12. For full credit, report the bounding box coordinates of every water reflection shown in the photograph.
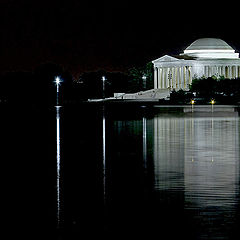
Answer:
[57,105,240,239]
[56,106,62,228]
[143,117,147,169]
[102,106,106,203]
[153,113,239,239]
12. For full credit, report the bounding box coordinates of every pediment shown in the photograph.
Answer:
[152,55,181,63]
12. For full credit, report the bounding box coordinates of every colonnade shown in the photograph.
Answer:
[204,65,240,79]
[154,65,240,90]
[154,66,192,91]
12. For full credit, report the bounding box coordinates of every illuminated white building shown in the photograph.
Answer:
[152,38,240,91]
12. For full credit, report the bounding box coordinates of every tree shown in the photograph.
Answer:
[190,77,217,98]
[170,89,193,104]
[127,62,154,91]
[190,76,240,104]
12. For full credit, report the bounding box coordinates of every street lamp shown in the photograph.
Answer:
[210,99,215,112]
[190,99,195,112]
[210,99,215,105]
[102,75,106,99]
[142,74,147,90]
[54,76,62,106]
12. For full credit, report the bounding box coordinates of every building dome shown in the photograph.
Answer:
[183,38,239,59]
[185,38,233,51]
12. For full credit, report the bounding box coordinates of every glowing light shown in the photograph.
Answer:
[55,76,62,85]
[191,99,195,105]
[210,99,215,105]
[102,76,106,99]
[102,76,106,82]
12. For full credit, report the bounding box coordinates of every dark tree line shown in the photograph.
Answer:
[169,77,240,104]
[0,62,154,106]
[4,63,238,106]
[190,77,240,104]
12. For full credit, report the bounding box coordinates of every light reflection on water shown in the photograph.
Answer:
[112,111,239,239]
[57,106,240,239]
[153,113,239,239]
[102,106,106,204]
[56,106,62,228]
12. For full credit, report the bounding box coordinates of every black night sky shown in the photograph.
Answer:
[1,0,239,78]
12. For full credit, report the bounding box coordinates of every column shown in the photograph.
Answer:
[164,68,167,89]
[215,66,218,76]
[227,66,230,78]
[214,66,217,76]
[222,66,225,77]
[176,67,180,90]
[180,66,184,89]
[233,66,235,78]
[235,66,238,78]
[170,68,173,89]
[223,66,226,78]
[154,67,158,89]
[184,66,189,90]
[160,68,163,88]
[175,67,178,89]
[178,67,182,89]
[217,66,221,77]
[165,67,168,88]
[213,66,215,76]
[161,68,164,89]
[159,68,162,89]
[189,66,192,86]
[157,68,161,89]
[167,68,170,88]
[172,67,176,89]
[229,66,232,79]
[162,68,166,88]
[166,68,169,89]
[160,68,164,89]
[205,66,208,77]
[210,66,213,77]
[209,66,212,77]
[218,66,221,76]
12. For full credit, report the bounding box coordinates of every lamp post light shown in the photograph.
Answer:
[210,99,215,112]
[142,74,147,90]
[55,76,62,106]
[102,75,106,99]
[191,99,195,113]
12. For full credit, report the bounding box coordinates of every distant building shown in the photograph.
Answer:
[152,38,240,91]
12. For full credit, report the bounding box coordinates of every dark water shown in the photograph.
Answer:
[1,104,239,239]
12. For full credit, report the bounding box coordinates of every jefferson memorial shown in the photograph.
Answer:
[152,38,240,91]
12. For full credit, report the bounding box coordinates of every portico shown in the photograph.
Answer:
[153,57,193,90]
